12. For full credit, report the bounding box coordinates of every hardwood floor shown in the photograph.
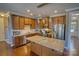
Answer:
[0,41,66,56]
[0,41,31,56]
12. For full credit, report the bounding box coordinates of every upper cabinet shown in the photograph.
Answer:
[38,17,49,28]
[24,17,35,28]
[25,17,29,24]
[52,16,66,25]
[12,15,35,30]
[58,16,65,24]
[31,19,35,28]
[12,15,25,29]
[12,15,20,29]
[19,16,25,29]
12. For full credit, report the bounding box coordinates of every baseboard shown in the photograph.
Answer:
[5,39,13,47]
[64,47,70,56]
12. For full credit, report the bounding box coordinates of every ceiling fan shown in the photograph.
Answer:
[37,3,49,8]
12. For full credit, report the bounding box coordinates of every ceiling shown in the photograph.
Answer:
[0,3,79,19]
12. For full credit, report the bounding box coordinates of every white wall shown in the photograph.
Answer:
[0,17,5,41]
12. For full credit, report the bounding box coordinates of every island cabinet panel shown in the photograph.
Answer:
[42,46,60,56]
[42,46,48,56]
[31,42,63,56]
[12,15,20,29]
[42,46,63,56]
[31,42,42,55]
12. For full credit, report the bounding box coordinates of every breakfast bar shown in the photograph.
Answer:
[26,35,64,56]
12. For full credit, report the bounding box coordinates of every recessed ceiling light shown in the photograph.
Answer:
[38,14,41,17]
[1,14,4,16]
[27,9,30,12]
[54,10,58,13]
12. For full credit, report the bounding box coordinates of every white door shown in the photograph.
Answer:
[0,17,5,41]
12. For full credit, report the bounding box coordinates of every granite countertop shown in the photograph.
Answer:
[13,30,39,37]
[26,35,64,52]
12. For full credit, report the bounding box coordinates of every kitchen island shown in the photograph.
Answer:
[26,35,64,56]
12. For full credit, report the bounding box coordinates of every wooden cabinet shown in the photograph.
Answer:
[12,15,35,29]
[42,46,48,56]
[25,17,35,28]
[28,18,32,24]
[26,43,31,56]
[58,16,65,24]
[38,17,49,28]
[12,15,20,29]
[42,46,62,56]
[13,36,23,47]
[31,42,42,55]
[52,17,59,24]
[19,16,25,29]
[38,19,43,28]
[25,17,29,24]
[31,19,35,28]
[31,42,63,56]
[52,16,65,25]
[12,15,25,29]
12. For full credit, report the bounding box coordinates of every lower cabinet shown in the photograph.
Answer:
[26,43,32,56]
[42,46,62,56]
[13,36,24,47]
[31,42,63,56]
[31,42,42,55]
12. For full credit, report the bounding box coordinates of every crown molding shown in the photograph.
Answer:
[50,13,66,17]
[65,7,79,12]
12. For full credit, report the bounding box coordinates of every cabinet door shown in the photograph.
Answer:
[19,16,24,29]
[28,19,31,24]
[42,46,63,56]
[13,36,20,47]
[42,46,48,56]
[53,17,59,25]
[25,17,29,24]
[31,42,42,55]
[39,19,43,28]
[26,43,31,56]
[58,16,65,24]
[13,36,23,47]
[47,48,60,56]
[12,15,20,29]
[31,20,35,28]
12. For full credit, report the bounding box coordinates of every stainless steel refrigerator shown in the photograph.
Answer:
[53,24,65,40]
